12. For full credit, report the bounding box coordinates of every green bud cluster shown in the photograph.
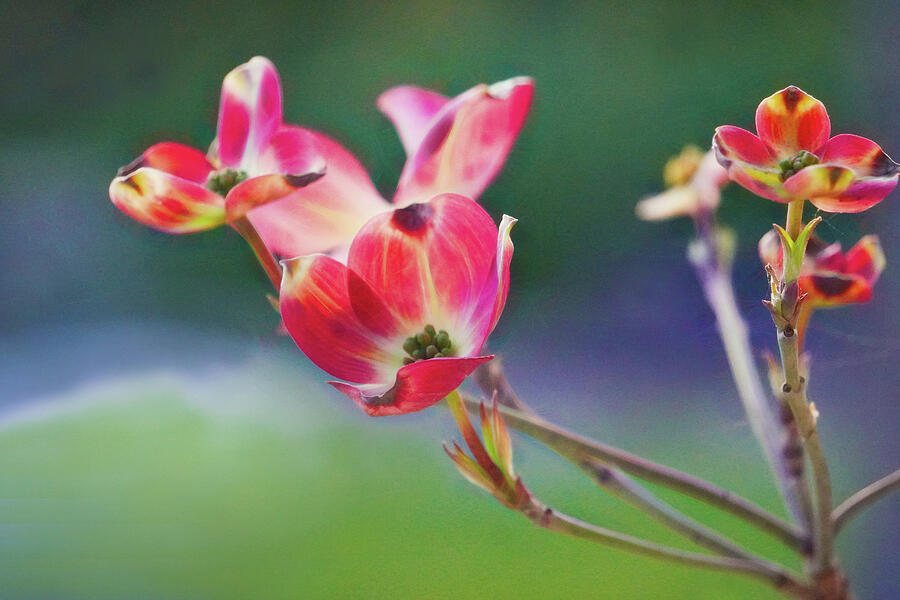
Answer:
[206,168,248,196]
[778,150,819,182]
[402,324,452,365]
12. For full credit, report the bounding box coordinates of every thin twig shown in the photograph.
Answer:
[689,215,812,533]
[777,324,833,575]
[459,394,806,552]
[474,362,780,560]
[520,499,808,596]
[580,459,759,560]
[833,469,900,534]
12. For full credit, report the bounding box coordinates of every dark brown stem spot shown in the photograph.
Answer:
[782,383,792,393]
[783,326,794,338]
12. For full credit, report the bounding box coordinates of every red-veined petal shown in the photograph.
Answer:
[393,77,534,206]
[801,273,872,307]
[782,164,854,203]
[347,194,497,345]
[254,126,326,176]
[713,126,791,202]
[821,134,900,178]
[755,86,830,157]
[377,85,450,156]
[713,126,774,166]
[215,56,282,169]
[330,355,493,416]
[117,142,214,183]
[109,167,225,233]
[465,215,516,349]
[805,176,898,213]
[843,235,885,284]
[248,127,391,257]
[224,170,325,222]
[279,254,400,384]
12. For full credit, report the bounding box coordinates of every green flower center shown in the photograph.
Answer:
[402,324,453,365]
[206,168,248,196]
[778,150,819,182]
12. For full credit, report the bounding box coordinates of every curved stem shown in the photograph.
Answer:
[688,223,812,533]
[579,459,760,559]
[460,394,806,552]
[777,326,833,575]
[230,216,282,292]
[522,501,808,595]
[833,469,900,534]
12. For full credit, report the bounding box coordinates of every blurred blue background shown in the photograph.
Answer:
[1,1,897,598]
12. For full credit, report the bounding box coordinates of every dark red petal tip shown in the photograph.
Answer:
[284,168,327,188]
[392,202,435,233]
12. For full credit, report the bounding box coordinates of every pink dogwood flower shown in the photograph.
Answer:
[759,230,885,308]
[110,57,328,233]
[279,194,516,416]
[251,76,534,258]
[713,86,899,213]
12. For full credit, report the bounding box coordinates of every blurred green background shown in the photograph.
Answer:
[1,1,897,598]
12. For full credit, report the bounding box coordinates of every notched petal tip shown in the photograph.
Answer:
[224,163,327,223]
[822,134,900,178]
[487,76,535,99]
[331,356,494,417]
[755,85,830,156]
[499,214,518,231]
[284,164,327,188]
[109,167,226,234]
[279,253,322,292]
[217,56,283,169]
[391,201,436,233]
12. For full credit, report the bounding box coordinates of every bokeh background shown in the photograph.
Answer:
[2,1,898,598]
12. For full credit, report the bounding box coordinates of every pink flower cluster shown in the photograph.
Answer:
[111,57,532,415]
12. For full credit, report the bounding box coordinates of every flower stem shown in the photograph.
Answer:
[777,320,833,575]
[786,199,805,240]
[688,219,813,534]
[230,216,282,292]
[520,499,807,595]
[774,200,835,576]
[832,469,900,534]
[579,459,761,559]
[459,394,806,551]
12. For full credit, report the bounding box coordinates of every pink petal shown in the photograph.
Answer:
[224,170,325,222]
[713,126,774,166]
[801,273,872,307]
[330,356,493,416]
[713,126,791,202]
[757,229,784,273]
[755,86,830,157]
[782,164,854,202]
[215,56,282,170]
[247,127,391,257]
[813,134,899,212]
[117,142,214,184]
[279,254,400,384]
[804,175,897,213]
[393,77,534,206]
[347,194,497,349]
[467,214,517,349]
[377,85,450,156]
[109,167,225,233]
[821,134,900,178]
[843,235,886,284]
